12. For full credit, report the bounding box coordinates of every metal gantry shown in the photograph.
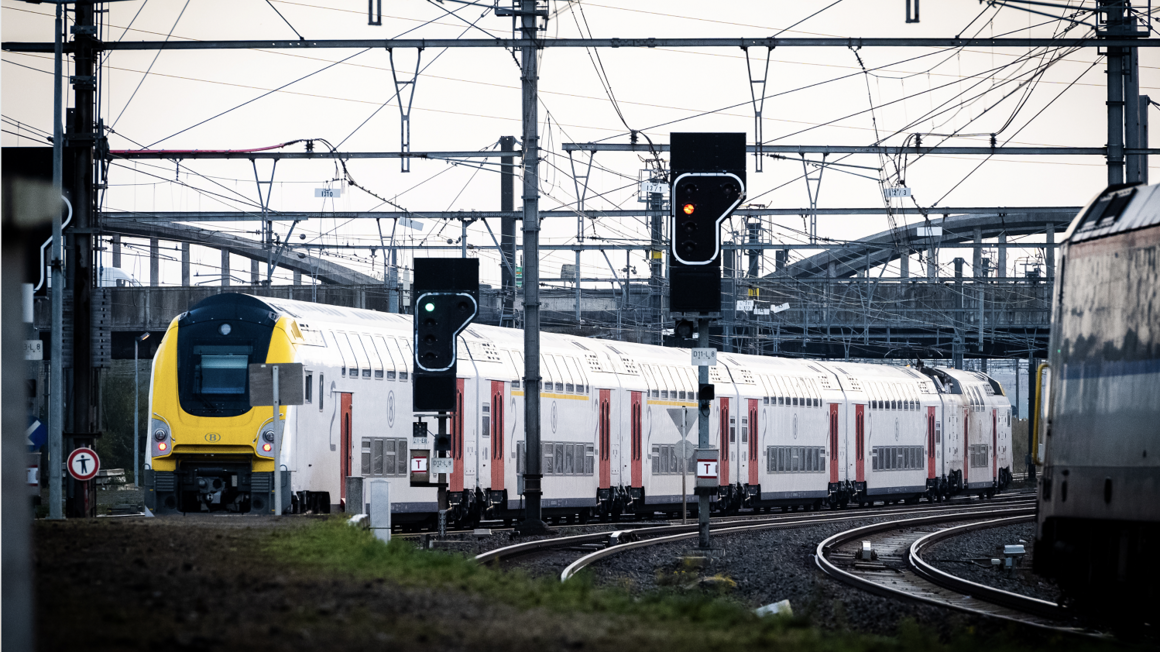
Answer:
[12,2,1155,524]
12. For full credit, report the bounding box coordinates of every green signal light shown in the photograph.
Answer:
[424,302,435,312]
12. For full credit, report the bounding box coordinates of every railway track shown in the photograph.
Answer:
[473,493,1037,573]
[814,509,1102,637]
[396,489,1036,541]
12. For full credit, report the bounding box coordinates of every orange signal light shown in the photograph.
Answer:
[262,443,272,452]
[158,442,167,452]
[682,203,695,215]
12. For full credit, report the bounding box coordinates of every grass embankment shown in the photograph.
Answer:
[269,519,1107,652]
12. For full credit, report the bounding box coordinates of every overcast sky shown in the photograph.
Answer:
[3,1,1157,289]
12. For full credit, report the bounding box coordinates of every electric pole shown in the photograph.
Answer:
[516,0,548,534]
[500,136,516,328]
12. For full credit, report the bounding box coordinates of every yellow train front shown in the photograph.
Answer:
[144,294,297,514]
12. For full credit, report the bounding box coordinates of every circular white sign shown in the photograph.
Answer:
[67,447,100,481]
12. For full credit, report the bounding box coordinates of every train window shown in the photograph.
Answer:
[566,383,574,393]
[361,439,371,475]
[586,445,594,474]
[319,374,324,411]
[660,390,668,399]
[777,396,784,405]
[372,439,384,475]
[305,373,313,403]
[555,443,565,474]
[565,445,574,474]
[517,442,525,475]
[512,379,521,389]
[399,371,408,381]
[373,335,396,379]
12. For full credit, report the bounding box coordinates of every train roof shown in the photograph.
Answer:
[207,293,994,392]
[1064,182,1160,244]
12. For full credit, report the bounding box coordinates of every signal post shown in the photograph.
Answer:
[668,133,746,549]
[411,258,479,538]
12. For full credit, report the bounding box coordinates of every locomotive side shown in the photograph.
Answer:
[1034,182,1160,603]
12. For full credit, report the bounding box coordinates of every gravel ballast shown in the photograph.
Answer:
[923,521,1062,604]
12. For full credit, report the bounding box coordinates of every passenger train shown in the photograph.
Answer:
[144,293,1013,524]
[1033,181,1160,607]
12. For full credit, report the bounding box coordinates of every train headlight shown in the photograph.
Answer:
[262,429,275,443]
[151,417,172,457]
[262,443,272,452]
[219,323,232,336]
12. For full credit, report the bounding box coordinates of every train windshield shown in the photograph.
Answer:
[194,345,251,395]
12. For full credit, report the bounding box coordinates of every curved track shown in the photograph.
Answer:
[472,492,1037,575]
[815,509,1102,636]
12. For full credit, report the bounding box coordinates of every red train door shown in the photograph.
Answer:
[719,397,730,486]
[599,390,611,489]
[748,399,759,486]
[992,408,998,481]
[854,403,865,483]
[630,391,642,488]
[926,406,936,480]
[963,407,970,484]
[829,404,839,483]
[340,392,353,503]
[451,379,465,492]
[490,381,505,492]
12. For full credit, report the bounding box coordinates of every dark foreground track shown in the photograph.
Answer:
[816,509,1105,637]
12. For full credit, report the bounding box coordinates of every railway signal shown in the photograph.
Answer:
[668,133,745,549]
[668,132,746,314]
[412,258,479,413]
[413,258,479,538]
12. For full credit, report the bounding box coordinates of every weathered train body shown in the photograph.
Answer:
[1034,182,1160,603]
[145,293,1012,523]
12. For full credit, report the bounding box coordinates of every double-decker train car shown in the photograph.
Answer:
[1034,182,1160,607]
[145,292,1012,524]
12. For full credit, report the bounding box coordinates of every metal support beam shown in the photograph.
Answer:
[149,238,159,286]
[8,37,1158,53]
[104,206,1082,221]
[801,154,826,244]
[387,48,421,173]
[562,143,1160,156]
[1105,0,1127,185]
[47,1,64,521]
[744,46,772,172]
[1126,45,1143,184]
[108,149,519,161]
[500,136,516,328]
[181,242,190,286]
[517,0,547,536]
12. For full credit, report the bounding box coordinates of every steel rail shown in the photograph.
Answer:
[814,508,1100,636]
[5,37,1158,54]
[465,491,1038,552]
[908,517,1065,620]
[553,497,1037,581]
